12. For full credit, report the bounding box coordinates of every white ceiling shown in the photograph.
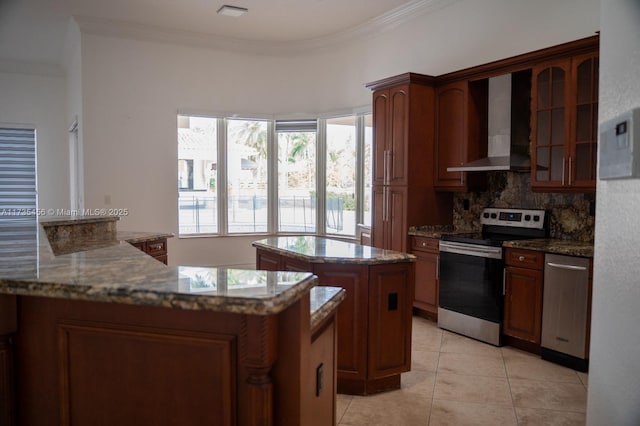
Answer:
[0,0,424,66]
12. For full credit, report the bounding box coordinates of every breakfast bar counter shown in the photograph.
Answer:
[0,218,344,426]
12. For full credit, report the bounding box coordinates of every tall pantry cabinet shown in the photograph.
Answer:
[366,73,453,252]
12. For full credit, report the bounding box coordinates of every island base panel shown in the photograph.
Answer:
[9,294,321,426]
[337,374,401,395]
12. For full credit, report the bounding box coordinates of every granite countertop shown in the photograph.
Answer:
[310,286,346,331]
[503,239,594,258]
[409,224,594,257]
[117,231,175,244]
[39,215,120,227]
[0,225,317,315]
[408,225,461,238]
[252,236,416,264]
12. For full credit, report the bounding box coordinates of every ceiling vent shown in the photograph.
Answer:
[217,5,249,17]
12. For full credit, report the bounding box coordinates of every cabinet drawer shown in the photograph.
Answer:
[145,239,167,256]
[411,236,439,253]
[506,248,544,269]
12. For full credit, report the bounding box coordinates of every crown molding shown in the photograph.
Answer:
[0,59,65,77]
[74,0,458,55]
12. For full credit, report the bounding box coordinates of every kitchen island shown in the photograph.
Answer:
[253,236,415,395]
[0,218,345,426]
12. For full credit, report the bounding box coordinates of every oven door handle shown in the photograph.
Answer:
[439,241,503,259]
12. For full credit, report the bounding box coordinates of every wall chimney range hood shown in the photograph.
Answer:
[447,72,531,172]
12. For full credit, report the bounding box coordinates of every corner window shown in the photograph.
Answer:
[177,113,371,237]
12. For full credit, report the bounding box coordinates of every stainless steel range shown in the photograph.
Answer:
[438,208,548,346]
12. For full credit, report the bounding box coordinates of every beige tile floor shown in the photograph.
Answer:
[336,316,588,425]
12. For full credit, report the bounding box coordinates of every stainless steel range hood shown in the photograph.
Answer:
[447,73,531,172]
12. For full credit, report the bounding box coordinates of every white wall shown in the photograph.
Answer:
[64,19,84,211]
[77,0,599,266]
[0,70,69,211]
[587,1,640,424]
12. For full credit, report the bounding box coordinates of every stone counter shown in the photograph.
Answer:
[310,286,346,331]
[409,224,594,258]
[253,235,415,265]
[0,224,316,315]
[117,230,175,244]
[503,238,594,258]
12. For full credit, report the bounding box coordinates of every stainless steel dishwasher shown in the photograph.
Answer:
[541,253,591,372]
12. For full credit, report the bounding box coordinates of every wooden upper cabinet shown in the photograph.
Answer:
[570,52,599,190]
[367,73,453,253]
[435,82,466,189]
[434,80,487,191]
[367,73,439,189]
[372,90,389,186]
[371,85,410,187]
[531,51,599,192]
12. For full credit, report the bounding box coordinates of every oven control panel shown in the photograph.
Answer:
[480,208,546,229]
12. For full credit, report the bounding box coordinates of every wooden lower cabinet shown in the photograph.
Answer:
[309,314,338,426]
[1,290,332,426]
[256,248,414,395]
[409,236,439,319]
[131,238,168,265]
[503,248,544,346]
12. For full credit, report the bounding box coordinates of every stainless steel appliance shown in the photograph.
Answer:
[438,208,548,345]
[541,254,590,372]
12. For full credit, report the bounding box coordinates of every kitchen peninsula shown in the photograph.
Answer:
[0,217,345,426]
[253,236,415,395]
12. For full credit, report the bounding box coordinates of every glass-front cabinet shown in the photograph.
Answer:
[531,52,599,192]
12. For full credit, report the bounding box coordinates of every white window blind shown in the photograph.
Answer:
[0,128,37,276]
[275,120,317,133]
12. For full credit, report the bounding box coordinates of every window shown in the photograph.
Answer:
[178,115,217,234]
[0,127,38,276]
[326,116,356,236]
[177,112,371,237]
[227,119,269,233]
[276,120,317,233]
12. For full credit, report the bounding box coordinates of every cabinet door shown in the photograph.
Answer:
[388,86,409,186]
[371,186,406,252]
[531,59,572,190]
[313,264,369,382]
[283,257,311,273]
[368,262,413,379]
[256,249,281,271]
[435,82,467,189]
[371,186,386,250]
[308,317,337,426]
[387,186,407,252]
[372,90,389,186]
[570,53,599,190]
[504,266,543,344]
[413,250,438,314]
[434,80,487,192]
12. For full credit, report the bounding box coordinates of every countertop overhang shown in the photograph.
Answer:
[0,222,317,315]
[252,235,416,264]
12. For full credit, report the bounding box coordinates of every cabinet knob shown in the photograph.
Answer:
[518,256,525,262]
[422,242,426,247]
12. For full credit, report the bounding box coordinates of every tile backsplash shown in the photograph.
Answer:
[453,172,595,242]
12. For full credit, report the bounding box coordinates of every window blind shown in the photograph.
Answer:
[0,128,37,277]
[275,119,318,133]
